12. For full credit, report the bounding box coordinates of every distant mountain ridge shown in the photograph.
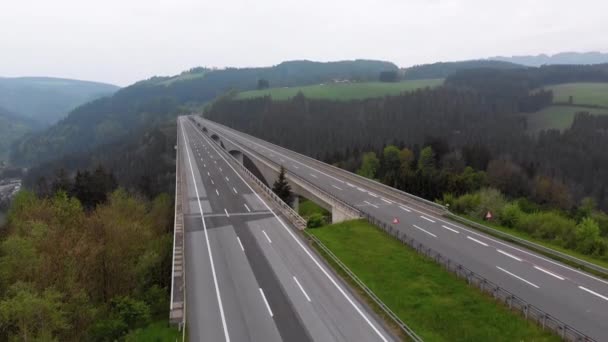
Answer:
[490,51,608,67]
[0,76,120,126]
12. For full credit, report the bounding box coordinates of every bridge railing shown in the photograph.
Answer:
[361,212,596,342]
[200,120,362,221]
[170,128,185,330]
[190,119,426,340]
[194,121,307,229]
[199,117,446,215]
[200,117,608,279]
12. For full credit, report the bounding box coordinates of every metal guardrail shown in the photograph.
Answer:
[201,117,608,279]
[446,213,608,278]
[190,118,422,340]
[170,127,185,330]
[305,231,423,342]
[361,213,596,342]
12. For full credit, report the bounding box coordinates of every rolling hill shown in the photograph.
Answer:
[235,79,443,101]
[526,82,608,133]
[403,60,522,80]
[11,60,397,166]
[0,77,119,126]
[546,82,608,107]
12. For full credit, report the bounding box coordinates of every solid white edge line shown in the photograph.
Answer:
[244,203,251,212]
[180,120,231,342]
[224,208,230,217]
[413,224,437,238]
[578,286,608,301]
[189,120,388,342]
[236,236,245,251]
[534,266,565,280]
[293,276,312,302]
[496,266,540,289]
[420,216,435,223]
[259,288,274,317]
[262,230,272,243]
[497,249,523,262]
[467,236,488,247]
[441,225,459,234]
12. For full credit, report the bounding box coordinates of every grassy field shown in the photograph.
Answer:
[546,82,608,107]
[236,79,444,101]
[309,220,559,342]
[526,105,608,133]
[124,320,181,341]
[298,197,330,218]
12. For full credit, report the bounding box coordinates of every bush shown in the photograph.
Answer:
[515,211,576,243]
[574,218,605,256]
[498,203,523,228]
[470,188,507,219]
[451,192,480,214]
[307,213,327,228]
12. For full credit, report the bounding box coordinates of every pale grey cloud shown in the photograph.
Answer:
[1,0,606,86]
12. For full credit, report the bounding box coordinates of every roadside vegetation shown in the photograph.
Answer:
[357,143,608,266]
[298,197,330,228]
[236,79,443,101]
[309,219,559,342]
[443,189,608,267]
[0,167,175,341]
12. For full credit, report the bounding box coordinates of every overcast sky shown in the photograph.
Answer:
[1,0,606,86]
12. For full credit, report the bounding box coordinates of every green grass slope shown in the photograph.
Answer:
[547,82,608,107]
[236,79,443,101]
[309,220,559,342]
[527,105,608,133]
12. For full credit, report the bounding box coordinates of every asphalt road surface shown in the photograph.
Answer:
[197,116,608,341]
[178,117,394,342]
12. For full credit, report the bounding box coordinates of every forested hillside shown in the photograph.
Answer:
[0,106,36,163]
[11,60,396,166]
[24,123,177,199]
[205,64,608,211]
[403,60,522,80]
[0,77,119,125]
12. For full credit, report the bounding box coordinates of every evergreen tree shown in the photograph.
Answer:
[272,166,293,205]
